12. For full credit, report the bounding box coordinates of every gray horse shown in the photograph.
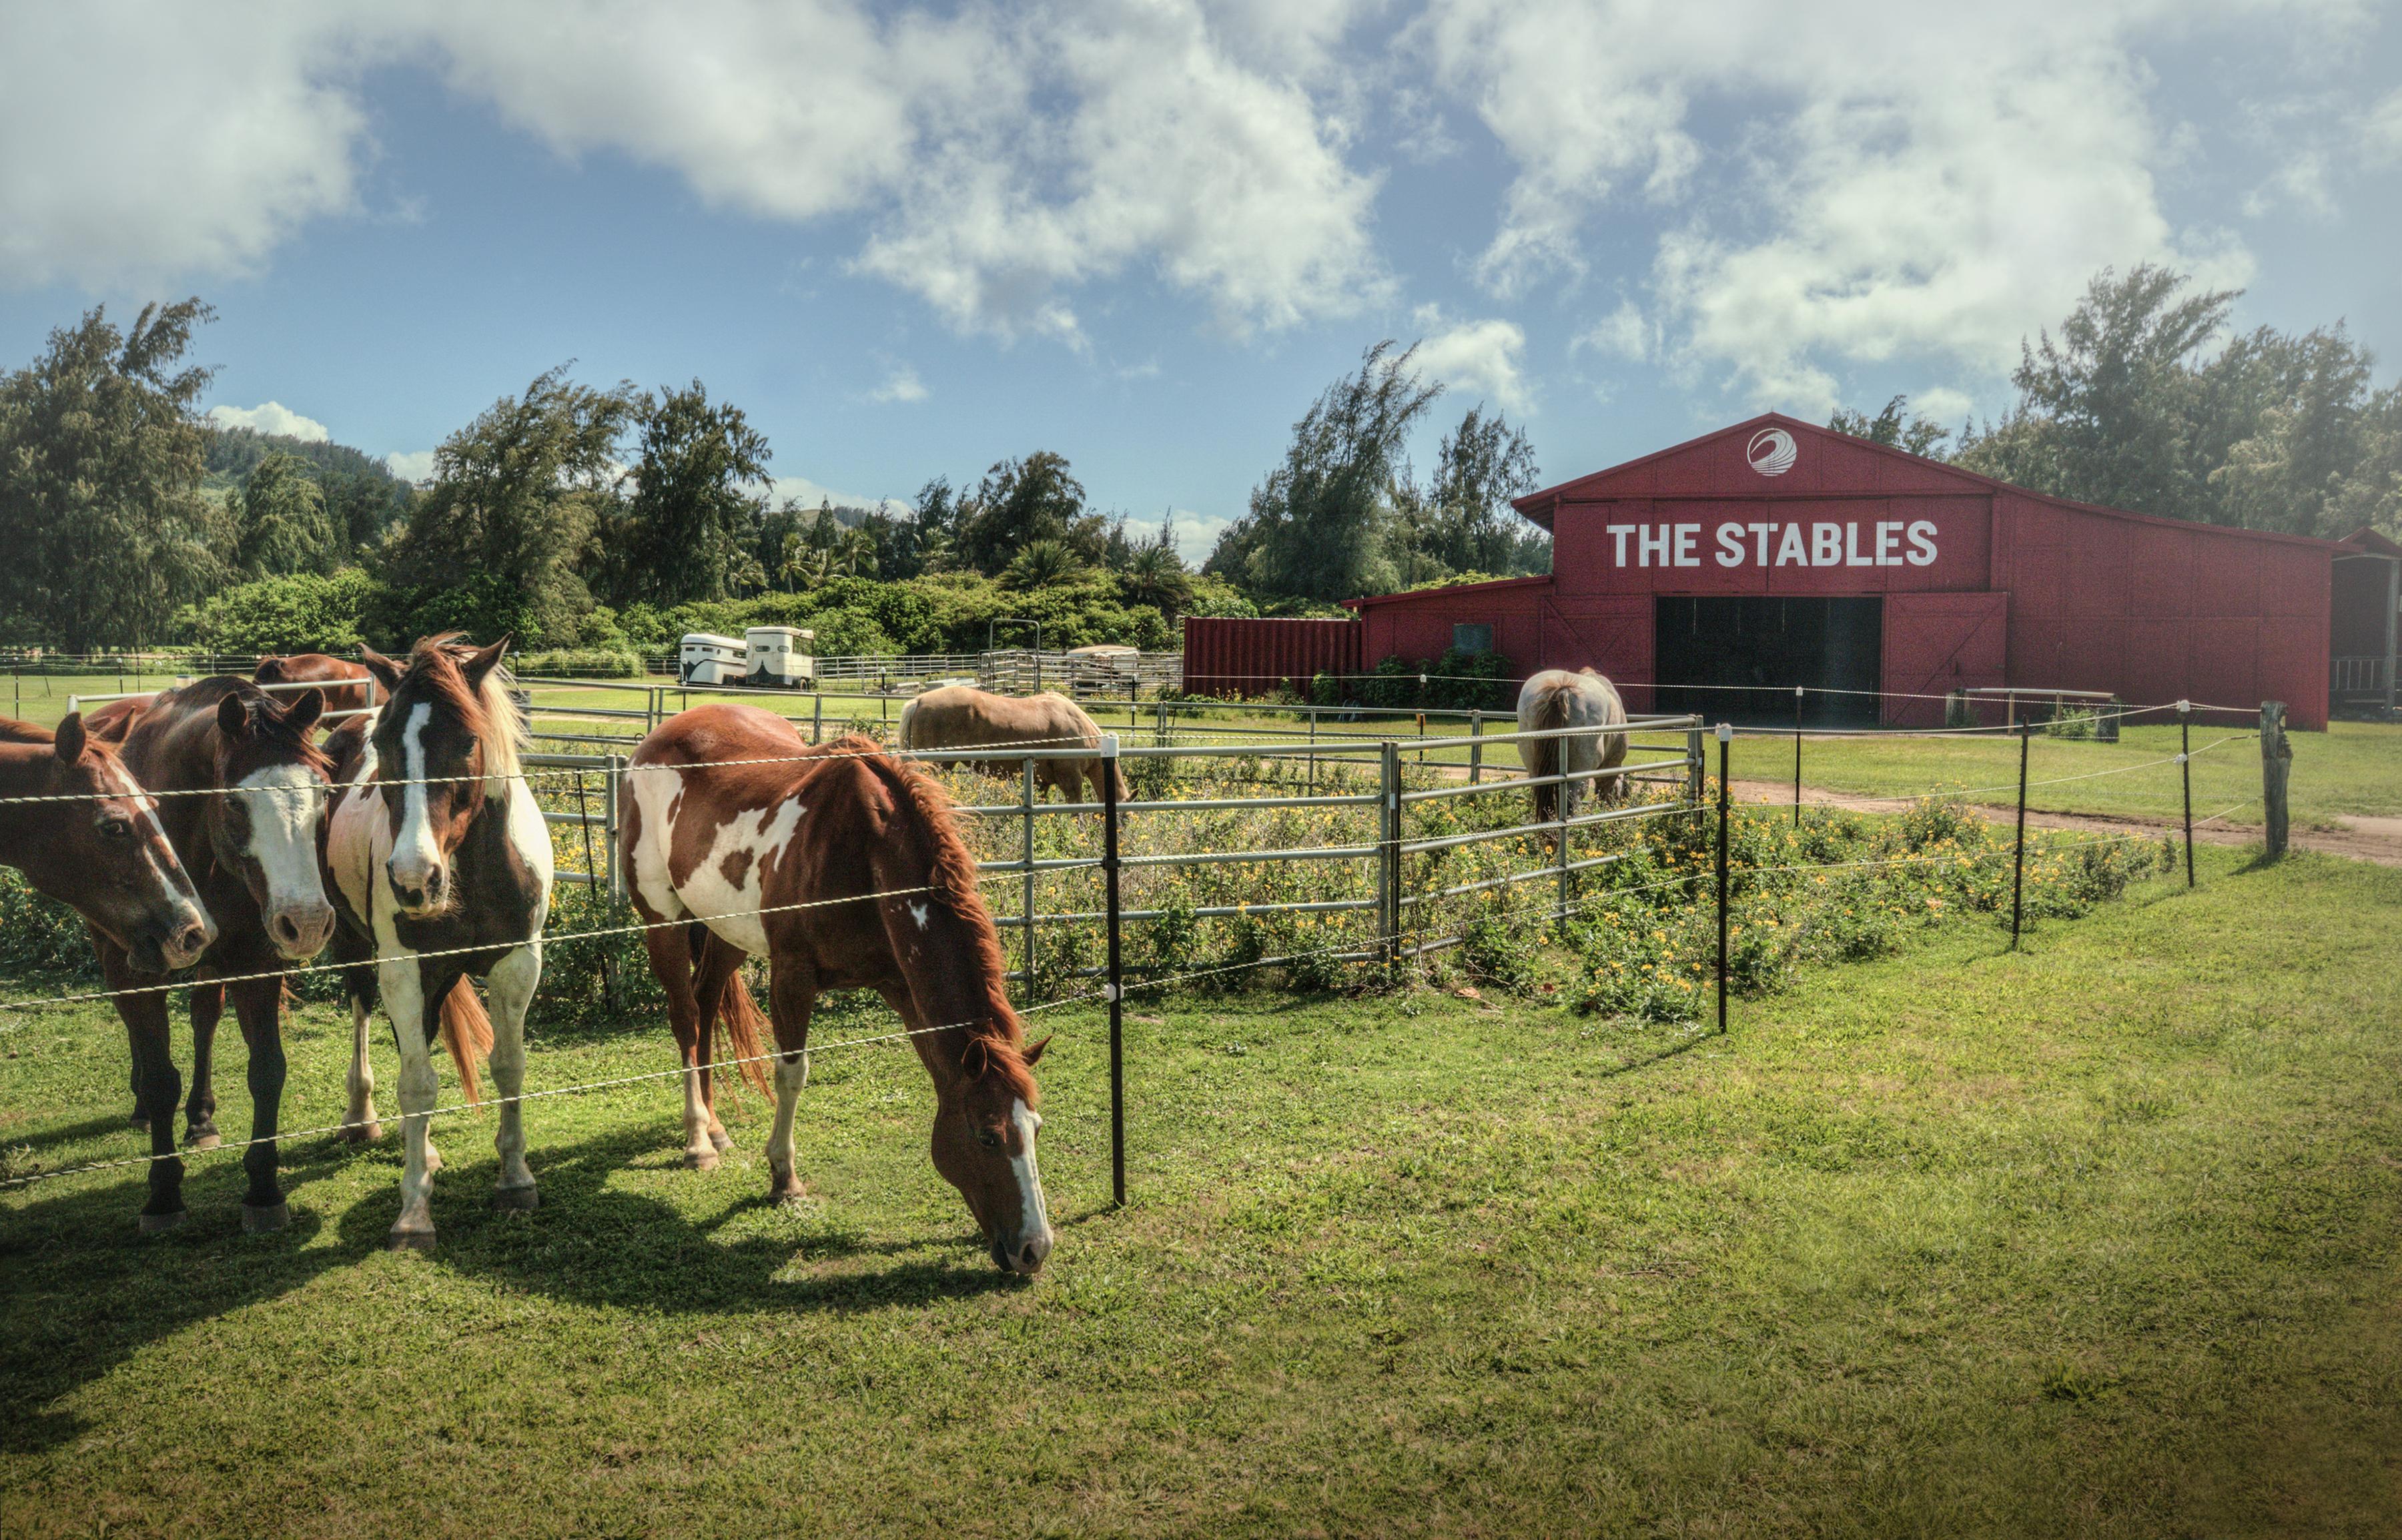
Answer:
[1515,668,1629,825]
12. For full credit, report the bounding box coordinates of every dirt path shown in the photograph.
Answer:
[1727,779,2402,867]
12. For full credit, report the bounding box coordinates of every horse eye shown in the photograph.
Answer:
[977,1129,1002,1151]
[97,817,134,842]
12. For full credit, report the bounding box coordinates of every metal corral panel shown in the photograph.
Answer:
[1181,616,1360,698]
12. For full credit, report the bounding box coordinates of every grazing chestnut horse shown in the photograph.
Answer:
[622,705,1055,1276]
[1517,667,1629,827]
[101,679,340,1232]
[256,653,376,717]
[326,637,551,1250]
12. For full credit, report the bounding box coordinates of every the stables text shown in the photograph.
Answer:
[1603,520,1940,569]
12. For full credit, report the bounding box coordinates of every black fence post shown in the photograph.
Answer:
[2178,700,2194,888]
[1102,734,1125,1209]
[1793,685,1804,825]
[2010,723,2031,949]
[1716,723,1731,1036]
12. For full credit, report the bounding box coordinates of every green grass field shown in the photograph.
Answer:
[6,845,2401,1536]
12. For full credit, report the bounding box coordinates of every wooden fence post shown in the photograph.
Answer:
[2261,701,2290,859]
[605,754,625,902]
[1468,710,1483,784]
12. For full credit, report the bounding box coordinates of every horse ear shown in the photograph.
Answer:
[960,1036,992,1080]
[52,712,85,765]
[216,691,252,738]
[1020,1034,1052,1067]
[357,647,404,692]
[280,687,325,734]
[461,635,512,691]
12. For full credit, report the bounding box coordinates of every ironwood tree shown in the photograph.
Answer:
[609,380,771,605]
[0,300,229,650]
[234,450,341,579]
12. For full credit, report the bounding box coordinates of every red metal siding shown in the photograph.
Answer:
[1350,414,2339,728]
[1180,617,1359,698]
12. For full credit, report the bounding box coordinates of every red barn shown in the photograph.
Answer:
[1335,413,2359,728]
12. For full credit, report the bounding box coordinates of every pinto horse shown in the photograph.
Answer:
[622,705,1055,1276]
[101,679,340,1232]
[326,637,551,1250]
[256,653,376,717]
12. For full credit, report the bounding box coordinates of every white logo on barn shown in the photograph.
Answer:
[1746,428,1797,477]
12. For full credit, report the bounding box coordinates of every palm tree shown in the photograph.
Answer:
[1122,542,1194,619]
[1003,538,1086,591]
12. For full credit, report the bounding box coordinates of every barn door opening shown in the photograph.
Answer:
[1653,597,1882,725]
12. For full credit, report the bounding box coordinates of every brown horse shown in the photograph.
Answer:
[102,679,340,1232]
[256,653,376,717]
[326,637,550,1250]
[898,685,1126,803]
[622,705,1055,1275]
[0,713,213,972]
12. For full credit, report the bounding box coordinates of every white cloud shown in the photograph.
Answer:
[384,450,437,483]
[1419,0,2322,410]
[771,474,900,513]
[869,365,927,404]
[1411,306,1531,412]
[1573,300,1654,364]
[1160,506,1236,566]
[208,401,332,442]
[2364,88,2402,165]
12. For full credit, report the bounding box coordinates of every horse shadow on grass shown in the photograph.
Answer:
[3,1122,1023,1453]
[327,1120,1024,1317]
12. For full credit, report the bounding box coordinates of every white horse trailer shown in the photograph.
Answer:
[679,633,747,686]
[745,627,816,688]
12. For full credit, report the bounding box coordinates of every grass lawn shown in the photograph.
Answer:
[5,845,2400,1536]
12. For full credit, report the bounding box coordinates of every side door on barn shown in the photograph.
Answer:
[1538,595,1654,711]
[1881,593,2007,726]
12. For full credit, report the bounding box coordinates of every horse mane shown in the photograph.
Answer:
[403,634,527,789]
[828,733,1034,1100]
[192,677,333,776]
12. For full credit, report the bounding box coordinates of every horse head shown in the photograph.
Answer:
[31,713,216,973]
[931,1028,1055,1275]
[360,635,520,919]
[208,683,337,960]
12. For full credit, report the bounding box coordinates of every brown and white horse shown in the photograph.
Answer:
[622,705,1056,1276]
[326,637,551,1250]
[102,679,341,1232]
[256,653,376,717]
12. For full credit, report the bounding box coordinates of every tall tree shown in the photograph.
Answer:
[234,450,340,578]
[1211,340,1443,601]
[1425,404,1547,575]
[612,380,772,604]
[0,300,230,649]
[1828,396,1952,459]
[957,451,1098,574]
[384,366,636,646]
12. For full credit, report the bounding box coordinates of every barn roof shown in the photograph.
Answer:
[1510,411,2344,554]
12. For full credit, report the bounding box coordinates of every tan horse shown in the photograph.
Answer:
[898,685,1126,803]
[1517,667,1629,825]
[621,705,1055,1275]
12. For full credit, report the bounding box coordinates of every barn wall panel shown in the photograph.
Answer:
[1881,593,2008,725]
[1181,617,1359,698]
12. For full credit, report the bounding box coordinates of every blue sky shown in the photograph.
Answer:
[3,1,2398,562]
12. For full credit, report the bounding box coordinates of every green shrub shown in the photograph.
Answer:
[516,649,645,678]
[175,568,383,653]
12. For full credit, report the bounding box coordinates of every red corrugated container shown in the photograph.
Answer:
[1181,617,1360,698]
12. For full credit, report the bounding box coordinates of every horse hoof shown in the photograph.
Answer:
[491,1186,538,1212]
[709,1128,735,1153]
[241,1200,290,1234]
[683,1150,721,1172]
[185,1131,222,1152]
[339,1122,382,1145]
[769,1177,808,1205]
[137,1209,187,1234]
[388,1230,436,1252]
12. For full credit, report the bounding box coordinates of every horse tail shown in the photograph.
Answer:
[1527,681,1571,824]
[438,978,492,1104]
[896,696,919,749]
[694,929,773,1100]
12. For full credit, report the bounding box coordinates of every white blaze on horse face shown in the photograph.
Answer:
[1007,1099,1052,1271]
[390,703,446,904]
[103,760,207,917]
[237,763,333,955]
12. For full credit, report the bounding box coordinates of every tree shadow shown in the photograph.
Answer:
[329,1122,1022,1317]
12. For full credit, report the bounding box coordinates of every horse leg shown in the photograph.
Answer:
[483,942,542,1210]
[228,975,289,1231]
[185,980,223,1150]
[103,946,185,1232]
[342,984,382,1143]
[692,936,745,1154]
[641,921,715,1168]
[381,955,440,1250]
[763,957,816,1204]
